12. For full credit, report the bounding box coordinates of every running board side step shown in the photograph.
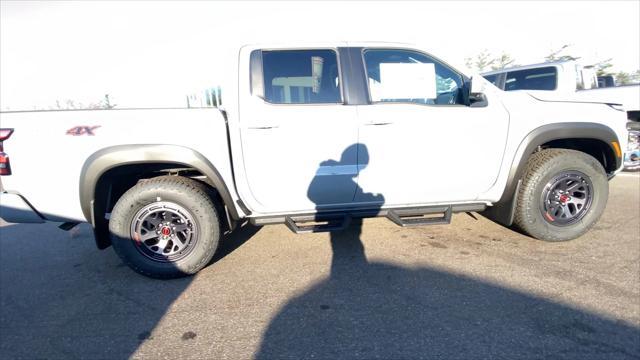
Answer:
[285,213,351,234]
[386,206,452,227]
[250,203,486,234]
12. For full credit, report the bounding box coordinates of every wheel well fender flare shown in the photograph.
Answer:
[79,144,240,225]
[483,122,620,226]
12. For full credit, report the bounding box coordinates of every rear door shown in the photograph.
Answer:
[237,47,359,214]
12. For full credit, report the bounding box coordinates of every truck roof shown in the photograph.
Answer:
[482,60,578,76]
[240,41,416,50]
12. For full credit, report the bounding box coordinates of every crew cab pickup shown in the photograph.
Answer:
[0,42,630,278]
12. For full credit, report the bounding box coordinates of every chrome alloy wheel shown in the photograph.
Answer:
[540,171,593,226]
[130,201,198,262]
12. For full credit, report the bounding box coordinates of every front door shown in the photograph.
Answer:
[355,48,510,206]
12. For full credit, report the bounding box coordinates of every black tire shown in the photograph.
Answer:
[513,149,608,242]
[109,176,220,278]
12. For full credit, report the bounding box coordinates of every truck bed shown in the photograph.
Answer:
[0,107,233,222]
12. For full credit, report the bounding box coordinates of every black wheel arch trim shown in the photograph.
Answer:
[482,122,620,226]
[80,145,240,248]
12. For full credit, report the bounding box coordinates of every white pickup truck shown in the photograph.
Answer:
[0,42,630,278]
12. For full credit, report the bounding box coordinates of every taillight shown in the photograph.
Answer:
[0,128,14,175]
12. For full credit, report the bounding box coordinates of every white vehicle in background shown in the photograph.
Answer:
[0,42,630,278]
[483,62,640,170]
[482,61,599,93]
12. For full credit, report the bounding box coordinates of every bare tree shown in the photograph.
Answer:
[545,44,580,62]
[65,99,78,109]
[86,94,116,109]
[465,50,517,72]
[48,94,116,110]
[490,52,517,70]
[603,70,640,85]
[589,58,614,76]
[102,94,115,109]
[465,50,495,72]
[615,71,632,85]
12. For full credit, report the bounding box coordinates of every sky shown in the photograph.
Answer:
[1,0,639,110]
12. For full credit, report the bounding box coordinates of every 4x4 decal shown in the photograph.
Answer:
[66,126,101,136]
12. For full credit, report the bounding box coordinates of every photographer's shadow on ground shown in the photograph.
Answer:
[256,143,639,359]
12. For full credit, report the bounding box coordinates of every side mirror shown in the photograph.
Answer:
[469,74,488,107]
[470,74,487,94]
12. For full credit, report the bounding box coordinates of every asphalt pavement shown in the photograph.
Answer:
[1,173,639,359]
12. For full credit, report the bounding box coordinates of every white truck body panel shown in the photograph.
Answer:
[482,61,637,171]
[477,90,629,201]
[575,85,640,113]
[0,108,235,222]
[238,97,360,213]
[355,86,509,205]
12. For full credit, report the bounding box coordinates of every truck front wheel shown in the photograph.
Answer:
[109,176,220,278]
[513,149,608,242]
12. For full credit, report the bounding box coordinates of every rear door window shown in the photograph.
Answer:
[261,49,342,104]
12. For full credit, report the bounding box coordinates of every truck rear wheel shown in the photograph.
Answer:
[109,176,220,278]
[513,149,608,242]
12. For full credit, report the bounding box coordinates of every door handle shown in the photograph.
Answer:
[248,125,279,130]
[365,121,393,126]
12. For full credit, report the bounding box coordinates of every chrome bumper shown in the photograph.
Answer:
[623,149,640,170]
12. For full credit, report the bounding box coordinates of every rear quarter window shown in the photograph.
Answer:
[505,67,558,91]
